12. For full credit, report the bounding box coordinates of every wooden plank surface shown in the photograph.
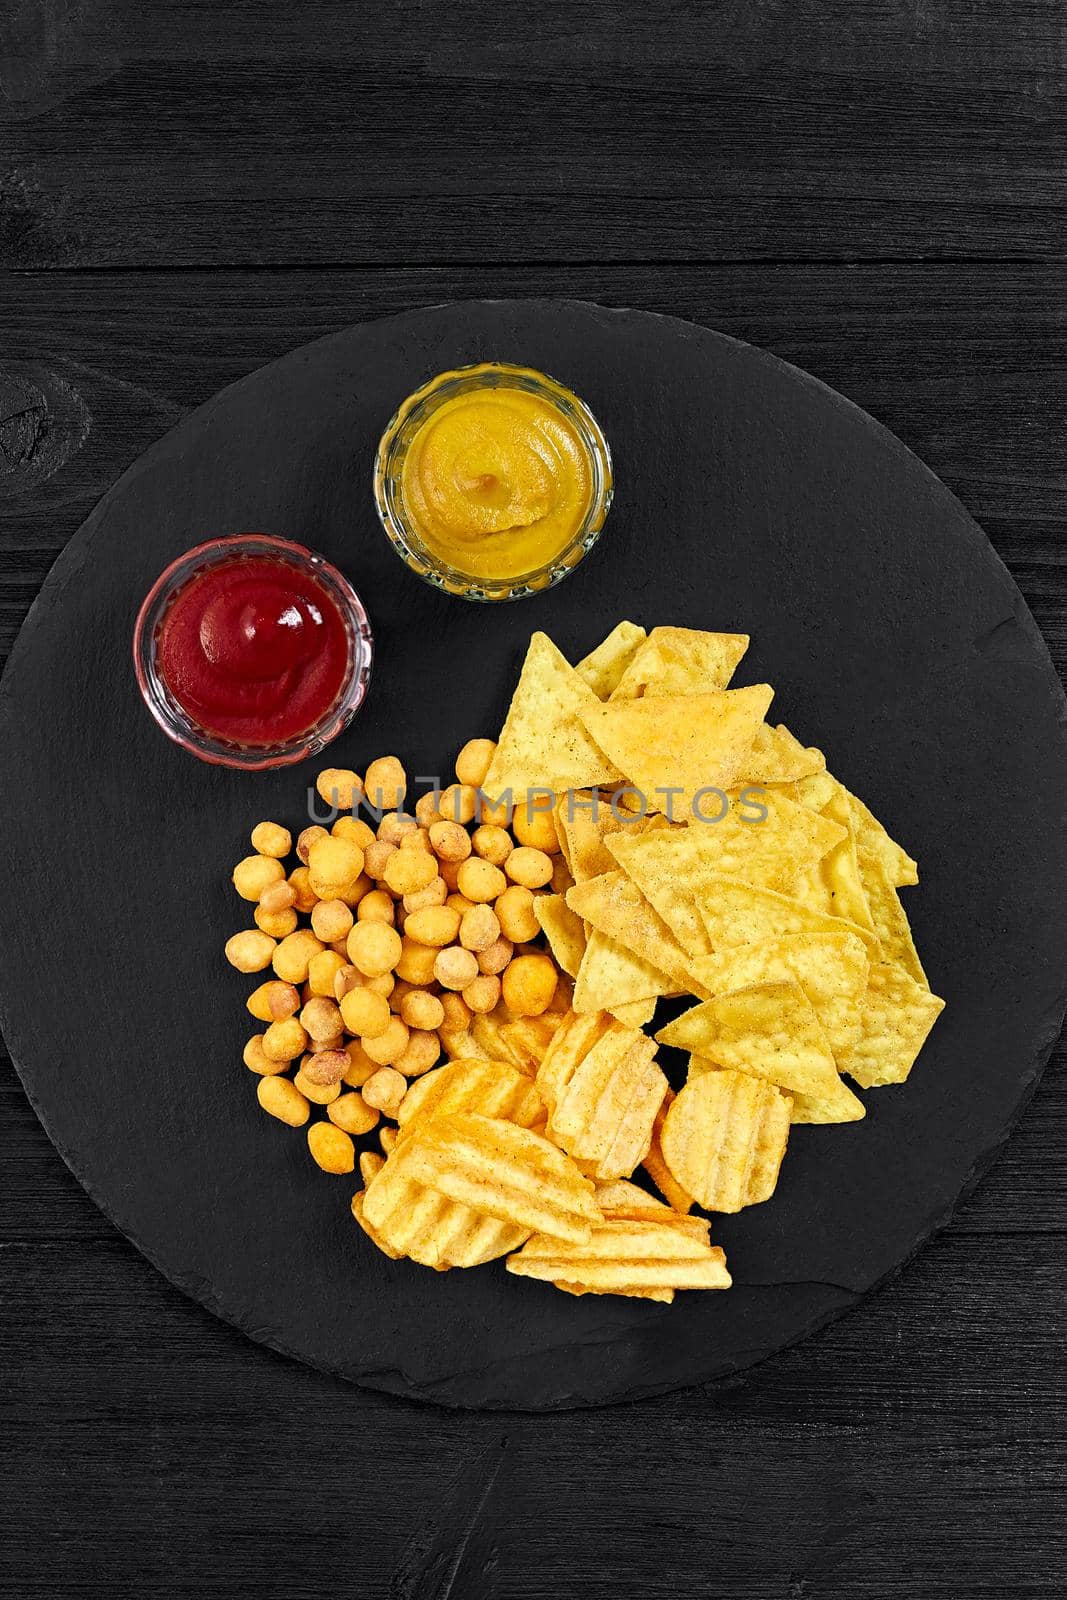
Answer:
[1,1,1065,266]
[2,0,1066,1591]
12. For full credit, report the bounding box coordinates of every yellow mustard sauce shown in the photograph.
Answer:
[398,383,595,582]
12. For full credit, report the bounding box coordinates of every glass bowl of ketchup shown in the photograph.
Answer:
[133,534,373,769]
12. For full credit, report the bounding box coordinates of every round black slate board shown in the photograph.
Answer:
[2,299,1066,1411]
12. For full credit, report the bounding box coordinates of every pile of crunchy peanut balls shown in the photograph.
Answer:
[224,742,572,1177]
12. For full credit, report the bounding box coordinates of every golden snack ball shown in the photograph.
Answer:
[301,1047,350,1085]
[383,847,438,897]
[463,974,502,1015]
[272,929,325,984]
[403,877,448,913]
[505,846,555,889]
[511,801,560,855]
[347,920,403,977]
[502,953,558,1017]
[365,756,408,812]
[308,835,365,897]
[243,1034,285,1076]
[301,997,344,1043]
[495,884,540,942]
[477,937,514,975]
[225,929,276,973]
[361,1018,410,1068]
[455,737,497,789]
[311,898,354,943]
[379,1126,398,1154]
[399,989,446,1032]
[332,815,376,850]
[457,857,507,904]
[296,825,329,864]
[232,854,286,902]
[306,948,346,997]
[434,946,480,991]
[329,1092,380,1137]
[292,1064,342,1104]
[428,820,472,864]
[459,903,500,952]
[316,767,363,811]
[340,986,392,1038]
[254,904,298,939]
[404,905,461,948]
[439,783,478,825]
[288,866,318,913]
[470,824,513,866]
[258,879,297,914]
[257,1076,310,1127]
[308,1121,356,1174]
[415,790,442,827]
[343,1039,378,1087]
[361,1066,407,1116]
[363,840,397,880]
[250,821,293,859]
[247,980,300,1022]
[439,992,472,1032]
[262,1017,309,1062]
[395,1028,441,1077]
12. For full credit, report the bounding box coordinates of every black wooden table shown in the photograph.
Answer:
[2,6,1064,1596]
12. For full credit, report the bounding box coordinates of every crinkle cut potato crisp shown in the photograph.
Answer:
[225,622,943,1306]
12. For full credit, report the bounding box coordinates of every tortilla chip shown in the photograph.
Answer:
[608,789,846,903]
[559,793,664,884]
[610,997,658,1029]
[791,776,876,931]
[789,1076,866,1124]
[579,685,774,818]
[689,930,869,1060]
[534,893,587,979]
[847,790,919,888]
[609,627,749,699]
[657,980,841,1098]
[567,871,694,993]
[696,876,883,961]
[575,622,647,698]
[482,632,623,796]
[854,834,928,987]
[739,723,826,784]
[842,964,945,1087]
[573,927,677,1014]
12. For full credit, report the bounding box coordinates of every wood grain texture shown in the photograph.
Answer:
[0,0,1064,266]
[2,0,1066,1584]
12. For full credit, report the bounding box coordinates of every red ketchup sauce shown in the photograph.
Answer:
[157,555,351,746]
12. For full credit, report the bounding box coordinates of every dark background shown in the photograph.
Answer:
[1,3,1064,1596]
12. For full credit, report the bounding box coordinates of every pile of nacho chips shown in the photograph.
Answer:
[352,623,943,1303]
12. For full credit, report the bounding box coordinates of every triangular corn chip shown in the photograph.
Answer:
[690,930,869,1060]
[534,893,588,979]
[558,793,665,883]
[573,927,678,1013]
[609,996,658,1029]
[567,870,693,992]
[847,790,918,888]
[738,723,825,784]
[575,622,647,698]
[854,833,928,987]
[483,632,623,796]
[579,685,774,816]
[610,627,749,699]
[842,964,945,1088]
[696,876,883,961]
[789,1075,866,1124]
[657,980,841,1098]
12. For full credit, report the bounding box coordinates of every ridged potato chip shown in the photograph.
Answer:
[574,622,648,698]
[396,1058,545,1143]
[661,1069,792,1212]
[658,980,841,1098]
[498,1014,563,1076]
[609,627,749,699]
[842,963,945,1087]
[507,1213,731,1302]
[641,1089,695,1213]
[387,1113,599,1243]
[536,1010,617,1113]
[546,1024,667,1180]
[481,631,623,797]
[579,684,774,817]
[356,1149,530,1269]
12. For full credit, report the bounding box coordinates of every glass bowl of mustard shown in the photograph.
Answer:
[373,363,613,602]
